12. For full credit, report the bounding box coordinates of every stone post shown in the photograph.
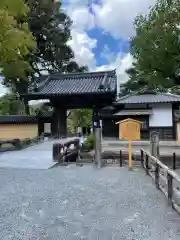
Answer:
[150,131,160,159]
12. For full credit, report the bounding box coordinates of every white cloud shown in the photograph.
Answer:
[93,0,156,39]
[70,7,95,31]
[67,29,97,69]
[64,1,98,69]
[66,0,135,85]
[116,53,134,83]
[0,84,7,96]
[66,0,89,8]
[64,0,155,76]
[0,77,7,96]
[96,53,134,94]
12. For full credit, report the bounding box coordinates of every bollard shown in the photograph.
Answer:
[140,149,144,167]
[167,172,173,205]
[173,152,176,170]
[53,143,59,162]
[145,154,149,175]
[155,163,159,189]
[120,150,122,167]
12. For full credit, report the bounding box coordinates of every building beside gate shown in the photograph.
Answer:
[0,116,38,140]
[0,114,53,140]
[100,90,180,140]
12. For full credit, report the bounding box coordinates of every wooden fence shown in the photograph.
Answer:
[141,148,180,214]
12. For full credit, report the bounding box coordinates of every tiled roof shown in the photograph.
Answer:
[32,70,117,95]
[0,115,38,124]
[115,92,180,104]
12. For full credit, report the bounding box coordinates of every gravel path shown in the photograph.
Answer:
[0,166,180,240]
[0,138,76,169]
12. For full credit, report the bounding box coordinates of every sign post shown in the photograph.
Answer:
[128,139,132,169]
[116,118,141,170]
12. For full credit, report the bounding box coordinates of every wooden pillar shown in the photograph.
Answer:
[23,98,30,115]
[38,119,44,136]
[52,106,67,138]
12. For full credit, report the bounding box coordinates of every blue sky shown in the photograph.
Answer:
[62,0,155,84]
[87,28,130,67]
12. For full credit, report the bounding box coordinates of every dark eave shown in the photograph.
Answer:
[113,109,153,116]
[21,70,117,101]
[0,115,38,124]
[36,111,53,119]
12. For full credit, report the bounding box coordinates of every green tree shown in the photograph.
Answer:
[33,102,53,115]
[68,109,92,134]
[5,0,87,97]
[27,0,87,76]
[0,93,24,115]
[121,0,180,93]
[0,0,35,81]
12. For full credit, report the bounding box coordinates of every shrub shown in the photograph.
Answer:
[31,137,38,144]
[21,138,32,146]
[82,134,95,151]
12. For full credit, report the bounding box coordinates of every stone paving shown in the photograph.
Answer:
[0,138,76,169]
[1,165,180,240]
[102,139,180,156]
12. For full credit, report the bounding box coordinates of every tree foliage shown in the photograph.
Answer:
[30,102,53,116]
[0,0,35,81]
[3,0,87,96]
[0,93,25,115]
[27,0,87,76]
[121,0,180,94]
[68,109,92,134]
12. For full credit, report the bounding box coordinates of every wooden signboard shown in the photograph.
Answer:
[116,118,141,170]
[117,118,141,141]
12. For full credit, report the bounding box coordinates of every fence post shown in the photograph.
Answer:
[155,163,159,189]
[167,172,173,205]
[145,154,149,175]
[120,150,122,167]
[150,131,159,159]
[173,152,176,170]
[140,149,143,167]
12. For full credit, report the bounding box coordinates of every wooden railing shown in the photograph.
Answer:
[53,138,80,164]
[141,149,180,214]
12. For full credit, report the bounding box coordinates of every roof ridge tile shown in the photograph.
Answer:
[50,70,116,79]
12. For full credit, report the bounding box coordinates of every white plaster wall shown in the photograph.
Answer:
[149,104,172,127]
